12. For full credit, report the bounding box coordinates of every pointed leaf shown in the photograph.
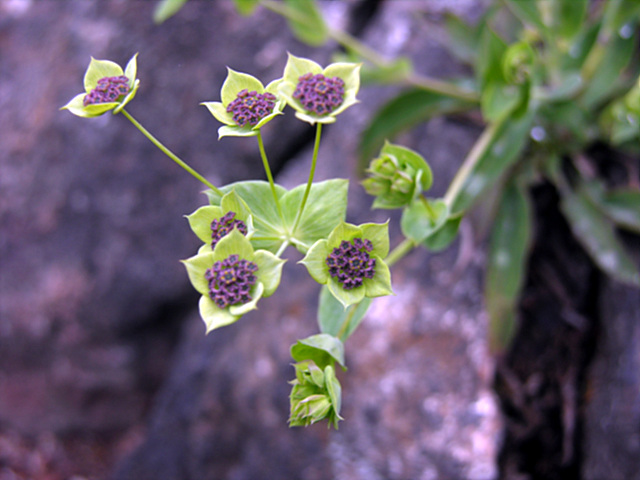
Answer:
[359,89,474,168]
[485,181,532,354]
[153,0,189,23]
[283,0,328,46]
[561,187,640,286]
[422,212,463,252]
[317,285,372,340]
[291,333,345,369]
[401,198,449,243]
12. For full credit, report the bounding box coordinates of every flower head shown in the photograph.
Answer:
[186,190,254,252]
[279,53,361,125]
[61,54,140,117]
[182,229,285,332]
[201,68,285,138]
[362,141,433,209]
[300,221,393,308]
[289,361,343,429]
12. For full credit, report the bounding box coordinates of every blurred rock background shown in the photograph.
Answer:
[0,1,638,479]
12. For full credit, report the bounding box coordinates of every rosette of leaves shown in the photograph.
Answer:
[300,221,392,308]
[61,54,140,117]
[278,53,361,125]
[362,141,433,209]
[182,229,285,332]
[201,68,284,138]
[186,190,254,252]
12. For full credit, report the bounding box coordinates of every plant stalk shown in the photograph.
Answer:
[291,123,322,234]
[257,130,286,226]
[121,109,222,195]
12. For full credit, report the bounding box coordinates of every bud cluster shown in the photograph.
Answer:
[326,238,376,290]
[210,211,247,248]
[205,254,258,309]
[226,89,277,127]
[293,73,344,116]
[83,75,130,106]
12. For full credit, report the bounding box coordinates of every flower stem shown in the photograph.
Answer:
[259,0,478,103]
[256,130,286,226]
[275,240,290,258]
[121,109,223,195]
[443,120,503,208]
[385,237,416,267]
[292,123,322,234]
[336,302,360,341]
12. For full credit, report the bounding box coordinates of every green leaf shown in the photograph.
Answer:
[450,112,534,214]
[481,82,522,122]
[503,0,547,35]
[153,0,189,23]
[208,181,288,253]
[283,0,328,46]
[401,198,449,243]
[317,286,371,341]
[582,182,640,234]
[476,26,507,89]
[422,212,463,252]
[560,186,640,286]
[232,0,259,16]
[550,0,588,39]
[443,12,483,64]
[485,181,532,354]
[359,89,474,168]
[291,333,345,369]
[282,179,348,253]
[581,26,637,109]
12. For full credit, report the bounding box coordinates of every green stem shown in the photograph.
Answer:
[121,109,223,195]
[420,195,438,219]
[256,130,286,226]
[336,303,359,341]
[260,0,478,103]
[385,237,416,267]
[292,123,322,234]
[275,240,290,258]
[443,120,503,208]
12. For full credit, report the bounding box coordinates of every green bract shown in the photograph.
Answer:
[289,361,343,429]
[182,229,285,333]
[186,190,254,253]
[278,53,361,125]
[61,54,140,118]
[300,221,393,308]
[201,68,285,138]
[362,141,433,209]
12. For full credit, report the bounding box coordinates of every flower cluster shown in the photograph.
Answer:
[301,221,392,308]
[289,361,342,428]
[211,211,248,248]
[293,73,345,116]
[205,254,258,308]
[326,238,376,290]
[83,75,131,106]
[362,141,433,210]
[226,89,277,127]
[61,54,139,118]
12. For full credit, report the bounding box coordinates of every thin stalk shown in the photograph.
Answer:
[291,123,322,234]
[256,130,286,226]
[261,0,478,103]
[385,237,416,267]
[121,109,222,195]
[443,120,503,207]
[420,195,438,219]
[336,303,359,341]
[275,240,290,258]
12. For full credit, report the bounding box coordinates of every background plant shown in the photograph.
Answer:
[155,0,640,354]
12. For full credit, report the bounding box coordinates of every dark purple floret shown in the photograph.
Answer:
[210,211,248,248]
[205,255,259,309]
[83,75,130,106]
[226,89,277,127]
[325,237,376,290]
[293,73,345,116]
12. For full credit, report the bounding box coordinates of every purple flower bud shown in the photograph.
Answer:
[205,255,259,309]
[325,237,377,290]
[210,211,248,248]
[293,73,345,116]
[83,76,130,106]
[226,89,277,127]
